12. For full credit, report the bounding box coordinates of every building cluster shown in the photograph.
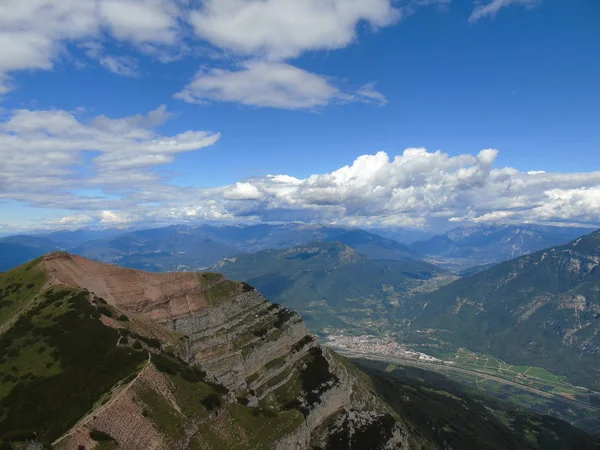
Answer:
[325,334,439,362]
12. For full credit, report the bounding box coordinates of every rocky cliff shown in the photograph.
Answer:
[34,252,420,449]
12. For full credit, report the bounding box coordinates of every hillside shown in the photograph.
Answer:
[355,360,600,450]
[400,228,600,391]
[0,253,422,449]
[411,223,594,266]
[212,241,448,335]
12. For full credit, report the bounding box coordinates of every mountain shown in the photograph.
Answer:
[213,241,448,335]
[0,252,418,449]
[326,229,419,261]
[1,254,597,449]
[400,228,600,391]
[39,228,128,247]
[0,224,422,273]
[71,225,241,271]
[0,235,59,272]
[366,227,436,245]
[411,223,595,265]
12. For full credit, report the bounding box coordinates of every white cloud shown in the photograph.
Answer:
[181,0,406,109]
[0,0,447,108]
[175,61,386,110]
[189,0,401,60]
[224,183,264,200]
[469,0,541,23]
[81,41,140,77]
[9,144,597,231]
[0,0,182,91]
[98,0,180,45]
[355,83,388,106]
[0,105,220,210]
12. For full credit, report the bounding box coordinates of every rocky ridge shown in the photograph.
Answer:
[38,252,417,449]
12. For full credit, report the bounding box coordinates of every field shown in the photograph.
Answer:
[452,348,589,397]
[335,343,600,437]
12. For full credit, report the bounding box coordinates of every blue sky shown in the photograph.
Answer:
[0,0,599,232]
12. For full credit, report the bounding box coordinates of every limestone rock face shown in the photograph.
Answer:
[42,253,415,449]
[163,289,312,393]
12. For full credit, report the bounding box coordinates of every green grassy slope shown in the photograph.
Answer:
[0,258,46,329]
[0,286,147,446]
[356,359,600,450]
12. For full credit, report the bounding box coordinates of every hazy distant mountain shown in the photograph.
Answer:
[213,240,442,334]
[411,223,595,264]
[366,227,436,244]
[0,235,59,272]
[0,224,423,272]
[401,228,600,391]
[38,228,127,247]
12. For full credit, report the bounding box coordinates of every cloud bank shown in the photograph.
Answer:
[0,106,598,230]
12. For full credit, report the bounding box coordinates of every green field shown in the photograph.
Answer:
[398,361,600,437]
[452,348,586,395]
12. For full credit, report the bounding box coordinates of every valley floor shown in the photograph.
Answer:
[323,334,600,437]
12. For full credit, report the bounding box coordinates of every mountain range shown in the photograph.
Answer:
[400,228,600,391]
[411,223,596,266]
[0,224,422,274]
[212,241,450,335]
[1,253,598,449]
[1,223,594,276]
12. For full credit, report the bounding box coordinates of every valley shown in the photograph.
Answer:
[324,334,600,435]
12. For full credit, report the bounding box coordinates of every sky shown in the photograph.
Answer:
[0,0,599,233]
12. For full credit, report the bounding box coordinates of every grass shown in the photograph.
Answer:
[358,359,600,450]
[204,278,240,305]
[135,365,305,450]
[0,258,46,329]
[399,359,600,436]
[525,367,565,384]
[452,348,581,395]
[0,287,146,445]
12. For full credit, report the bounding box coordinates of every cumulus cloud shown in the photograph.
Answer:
[4,125,597,231]
[469,0,541,23]
[175,61,387,110]
[188,0,401,60]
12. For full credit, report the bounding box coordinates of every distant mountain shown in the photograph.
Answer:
[70,225,240,271]
[400,228,600,390]
[193,223,421,260]
[320,229,419,261]
[0,235,59,272]
[38,228,127,247]
[0,224,423,273]
[213,240,444,335]
[367,227,436,244]
[411,223,595,264]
